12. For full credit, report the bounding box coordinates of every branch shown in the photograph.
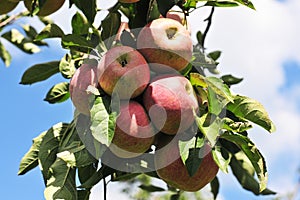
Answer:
[201,6,215,51]
[0,11,28,29]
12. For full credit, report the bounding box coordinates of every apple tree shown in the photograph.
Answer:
[1,0,277,199]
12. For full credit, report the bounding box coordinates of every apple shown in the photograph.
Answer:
[69,63,98,116]
[97,45,150,99]
[154,134,219,192]
[118,0,140,3]
[166,11,191,35]
[137,18,193,73]
[24,0,65,16]
[110,100,155,158]
[143,74,198,135]
[0,0,19,14]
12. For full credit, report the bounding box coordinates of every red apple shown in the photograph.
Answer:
[154,134,219,192]
[69,63,98,116]
[137,18,193,73]
[110,100,155,158]
[166,11,191,35]
[143,74,198,135]
[97,46,150,99]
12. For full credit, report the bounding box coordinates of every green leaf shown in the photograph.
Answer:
[18,131,47,175]
[208,51,221,61]
[227,95,276,133]
[221,74,243,86]
[222,117,252,133]
[61,34,94,53]
[196,31,203,45]
[139,184,165,192]
[234,0,255,9]
[90,96,117,147]
[78,164,98,185]
[210,176,219,200]
[44,158,77,200]
[22,25,47,46]
[38,122,69,182]
[35,23,64,41]
[59,54,76,79]
[192,51,218,70]
[195,113,222,146]
[101,12,121,49]
[230,155,276,195]
[156,0,180,17]
[71,0,97,24]
[206,76,234,115]
[221,133,268,192]
[205,1,239,7]
[190,73,207,88]
[44,82,70,104]
[72,12,90,35]
[2,29,40,54]
[212,145,231,173]
[77,190,90,200]
[20,61,60,85]
[79,165,115,189]
[0,41,11,66]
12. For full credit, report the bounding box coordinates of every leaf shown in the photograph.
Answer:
[234,0,255,9]
[101,12,121,49]
[22,25,47,46]
[61,34,94,53]
[35,23,64,41]
[72,12,90,35]
[78,163,98,185]
[44,158,77,200]
[156,0,180,17]
[44,82,70,104]
[38,122,69,182]
[2,29,40,54]
[230,155,276,195]
[227,95,276,133]
[71,0,97,24]
[196,31,203,45]
[79,165,115,189]
[0,41,11,66]
[208,51,221,61]
[195,113,222,146]
[205,1,239,7]
[139,184,165,192]
[18,131,47,175]
[212,145,231,173]
[221,74,243,86]
[20,61,60,85]
[77,190,90,200]
[210,176,219,200]
[90,96,117,147]
[59,54,76,79]
[221,133,268,192]
[222,117,252,133]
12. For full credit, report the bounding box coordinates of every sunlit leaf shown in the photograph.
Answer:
[0,41,11,67]
[227,95,276,133]
[2,29,40,54]
[212,145,231,173]
[71,12,90,35]
[20,61,60,85]
[44,82,70,104]
[59,54,76,79]
[18,131,47,175]
[61,34,94,53]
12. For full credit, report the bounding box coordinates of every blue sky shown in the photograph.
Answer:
[1,0,300,200]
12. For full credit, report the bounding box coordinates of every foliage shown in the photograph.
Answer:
[0,0,278,199]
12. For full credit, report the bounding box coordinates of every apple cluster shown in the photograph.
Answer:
[70,16,218,191]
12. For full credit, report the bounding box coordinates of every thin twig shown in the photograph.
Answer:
[103,177,107,200]
[201,6,215,52]
[0,11,28,28]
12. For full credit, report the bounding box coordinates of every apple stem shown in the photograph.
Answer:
[120,59,128,67]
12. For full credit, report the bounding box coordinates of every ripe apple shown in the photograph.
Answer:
[69,63,98,116]
[0,0,19,14]
[110,100,155,158]
[143,74,198,135]
[118,0,140,3]
[137,18,192,73]
[97,46,150,99]
[24,0,65,16]
[154,134,219,191]
[166,11,191,35]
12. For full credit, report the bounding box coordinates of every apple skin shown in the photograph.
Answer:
[97,46,150,99]
[24,0,65,16]
[110,100,155,158]
[69,63,98,116]
[119,0,140,3]
[136,18,192,73]
[143,74,198,135]
[166,11,191,35]
[154,134,219,192]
